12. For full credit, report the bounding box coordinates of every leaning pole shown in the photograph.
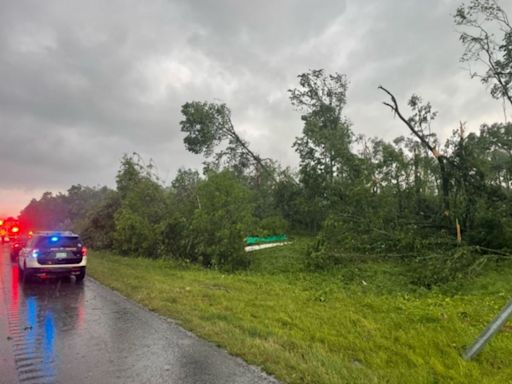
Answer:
[463,299,512,360]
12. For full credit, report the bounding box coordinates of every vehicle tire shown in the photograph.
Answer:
[75,268,86,283]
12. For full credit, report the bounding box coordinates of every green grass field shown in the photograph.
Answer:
[88,239,512,383]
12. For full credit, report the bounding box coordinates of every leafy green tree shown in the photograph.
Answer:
[172,168,201,205]
[158,168,203,261]
[113,154,170,257]
[290,70,355,185]
[186,170,253,269]
[272,174,310,231]
[289,69,357,230]
[79,190,120,249]
[445,123,512,247]
[180,101,275,181]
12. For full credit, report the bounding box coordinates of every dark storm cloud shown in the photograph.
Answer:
[0,0,202,194]
[0,0,510,215]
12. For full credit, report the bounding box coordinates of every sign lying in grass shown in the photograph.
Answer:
[244,235,289,252]
[245,242,290,252]
[244,235,288,246]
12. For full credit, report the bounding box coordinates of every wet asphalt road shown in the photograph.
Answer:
[0,246,279,384]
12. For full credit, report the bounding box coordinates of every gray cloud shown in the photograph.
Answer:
[0,0,510,215]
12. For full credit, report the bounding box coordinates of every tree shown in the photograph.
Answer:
[113,153,170,257]
[186,170,254,269]
[290,70,355,185]
[180,101,275,181]
[171,168,202,210]
[379,86,451,217]
[116,153,158,199]
[445,122,512,246]
[80,190,120,249]
[455,0,512,106]
[289,70,357,230]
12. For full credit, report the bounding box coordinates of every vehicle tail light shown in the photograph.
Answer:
[81,247,87,257]
[11,227,19,233]
[32,249,39,258]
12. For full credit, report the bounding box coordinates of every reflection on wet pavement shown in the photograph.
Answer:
[0,246,279,384]
[2,255,85,384]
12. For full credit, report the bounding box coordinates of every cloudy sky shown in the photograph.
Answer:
[1,0,511,216]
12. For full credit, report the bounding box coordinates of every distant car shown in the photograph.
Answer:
[1,218,21,244]
[10,235,29,262]
[18,231,87,282]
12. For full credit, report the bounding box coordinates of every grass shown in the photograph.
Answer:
[88,238,512,383]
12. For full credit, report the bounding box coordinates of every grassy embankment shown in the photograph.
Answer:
[88,239,512,384]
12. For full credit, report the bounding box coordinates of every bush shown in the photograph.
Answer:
[113,208,160,257]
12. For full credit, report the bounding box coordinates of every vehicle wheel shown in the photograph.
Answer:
[75,268,86,283]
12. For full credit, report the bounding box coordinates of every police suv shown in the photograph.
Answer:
[18,231,87,282]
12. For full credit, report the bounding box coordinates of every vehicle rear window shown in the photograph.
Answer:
[35,236,82,248]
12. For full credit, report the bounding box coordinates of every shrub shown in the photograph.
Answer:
[113,208,160,257]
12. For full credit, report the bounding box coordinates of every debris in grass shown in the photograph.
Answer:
[245,242,291,252]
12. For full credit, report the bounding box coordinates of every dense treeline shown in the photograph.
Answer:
[17,0,512,285]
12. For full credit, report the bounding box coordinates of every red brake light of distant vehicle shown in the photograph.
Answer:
[81,247,87,257]
[11,227,19,233]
